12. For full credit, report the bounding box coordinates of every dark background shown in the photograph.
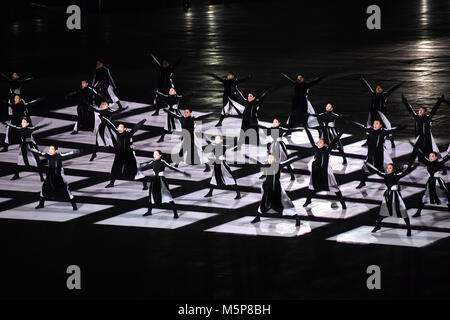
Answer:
[0,0,449,300]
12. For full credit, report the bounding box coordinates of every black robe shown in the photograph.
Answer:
[5,123,44,167]
[92,66,117,104]
[205,141,237,186]
[207,73,250,111]
[418,152,450,205]
[66,86,104,132]
[310,111,345,148]
[282,73,322,127]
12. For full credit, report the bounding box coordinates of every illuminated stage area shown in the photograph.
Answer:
[0,0,449,301]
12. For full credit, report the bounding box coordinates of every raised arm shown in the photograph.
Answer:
[304,127,317,149]
[164,108,183,119]
[28,146,46,157]
[350,120,367,131]
[100,116,118,132]
[361,76,374,94]
[172,56,182,70]
[155,90,169,98]
[385,125,406,135]
[429,95,445,119]
[257,88,272,102]
[305,76,324,88]
[150,53,161,67]
[90,86,109,102]
[24,97,44,107]
[401,94,417,117]
[130,119,146,136]
[281,73,295,84]
[237,74,251,84]
[385,81,404,97]
[29,123,50,132]
[60,150,80,160]
[206,73,225,84]
[328,132,344,150]
[398,163,417,179]
[194,112,215,121]
[365,162,386,177]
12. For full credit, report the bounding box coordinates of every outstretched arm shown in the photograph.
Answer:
[237,74,251,84]
[194,112,215,121]
[29,123,50,132]
[350,120,367,131]
[28,147,46,157]
[280,155,300,167]
[150,53,161,67]
[0,72,9,81]
[365,162,386,177]
[90,86,109,102]
[163,160,191,176]
[304,127,317,149]
[244,154,263,166]
[4,122,21,130]
[401,94,417,117]
[139,159,155,171]
[328,132,344,150]
[385,81,404,97]
[130,119,146,136]
[429,95,445,119]
[24,97,44,107]
[164,108,183,119]
[155,90,169,97]
[361,76,374,94]
[206,73,225,84]
[306,76,324,88]
[257,87,272,102]
[386,125,406,135]
[398,163,418,179]
[100,116,118,132]
[281,73,295,84]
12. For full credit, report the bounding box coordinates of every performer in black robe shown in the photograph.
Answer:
[402,94,448,158]
[150,53,182,115]
[235,88,271,148]
[259,118,303,180]
[92,60,125,109]
[203,135,241,199]
[154,88,190,142]
[0,72,33,104]
[413,150,450,217]
[303,127,347,209]
[165,107,213,171]
[65,80,107,134]
[29,145,78,210]
[366,162,415,236]
[1,95,43,152]
[249,154,301,226]
[281,73,322,128]
[308,103,348,164]
[140,150,190,218]
[207,72,251,127]
[4,118,47,181]
[361,76,403,148]
[352,120,403,188]
[101,117,147,189]
[89,101,127,161]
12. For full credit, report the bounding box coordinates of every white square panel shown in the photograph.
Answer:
[206,216,328,237]
[95,208,216,229]
[74,179,151,200]
[327,225,450,248]
[175,188,260,209]
[0,201,110,222]
[383,209,450,229]
[293,198,378,219]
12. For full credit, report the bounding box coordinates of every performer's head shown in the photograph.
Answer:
[325,103,333,112]
[96,60,103,68]
[226,72,235,80]
[373,120,382,130]
[169,88,176,95]
[11,72,19,80]
[81,80,88,88]
[162,60,169,68]
[248,93,255,102]
[118,123,125,133]
[214,135,223,144]
[273,118,280,127]
[153,150,162,160]
[429,152,438,162]
[418,107,427,116]
[385,163,394,174]
[21,118,29,128]
[184,107,192,117]
[101,101,109,109]
[317,138,326,149]
[14,95,21,104]
[48,145,57,155]
[296,75,304,83]
[375,85,383,93]
[268,154,276,164]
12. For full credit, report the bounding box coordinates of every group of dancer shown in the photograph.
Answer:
[1,60,449,236]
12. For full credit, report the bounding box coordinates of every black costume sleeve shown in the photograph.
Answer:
[429,95,445,119]
[100,116,118,132]
[194,112,214,121]
[361,76,374,94]
[28,147,46,158]
[385,81,404,97]
[0,72,9,81]
[328,132,344,150]
[60,150,80,160]
[164,109,183,119]
[306,76,323,88]
[163,160,190,176]
[350,121,367,132]
[280,155,300,167]
[365,162,386,177]
[29,123,50,132]
[402,94,417,117]
[139,159,155,171]
[304,128,317,149]
[24,97,44,107]
[130,119,146,136]
[257,88,272,102]
[150,53,161,67]
[237,75,251,84]
[206,73,225,84]
[281,73,296,84]
[4,122,21,130]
